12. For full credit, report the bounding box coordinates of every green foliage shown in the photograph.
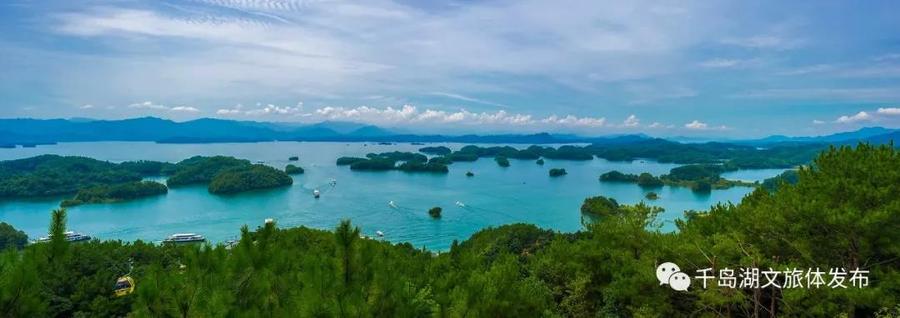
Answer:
[0,155,168,198]
[665,164,726,181]
[427,156,453,165]
[166,156,251,187]
[761,169,799,191]
[549,168,567,177]
[600,170,638,182]
[637,172,663,187]
[495,156,510,167]
[49,208,68,260]
[418,146,452,156]
[207,164,293,194]
[366,151,427,162]
[580,195,620,218]
[284,164,304,175]
[336,157,368,166]
[61,181,168,207]
[0,222,27,250]
[349,158,396,171]
[397,161,449,173]
[428,207,442,218]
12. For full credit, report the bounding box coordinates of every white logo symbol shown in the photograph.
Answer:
[656,262,690,291]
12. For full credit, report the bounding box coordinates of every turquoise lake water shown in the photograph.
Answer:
[0,142,783,250]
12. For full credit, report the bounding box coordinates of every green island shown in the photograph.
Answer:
[60,181,168,207]
[418,146,452,155]
[284,164,304,175]
[495,156,510,167]
[536,158,544,165]
[207,164,293,194]
[645,191,659,200]
[165,156,252,186]
[337,151,449,173]
[428,206,442,218]
[548,168,567,177]
[0,155,172,198]
[600,164,755,192]
[0,144,896,316]
[165,156,294,194]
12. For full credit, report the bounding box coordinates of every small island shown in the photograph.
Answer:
[208,164,293,194]
[0,155,173,198]
[285,164,304,175]
[549,168,567,177]
[428,206,442,218]
[495,156,510,167]
[61,181,168,207]
[645,192,659,200]
[536,158,544,165]
[466,171,474,177]
[166,156,252,187]
[288,156,299,161]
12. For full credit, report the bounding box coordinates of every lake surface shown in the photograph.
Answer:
[0,142,784,250]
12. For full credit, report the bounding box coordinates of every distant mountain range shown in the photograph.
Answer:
[0,117,896,147]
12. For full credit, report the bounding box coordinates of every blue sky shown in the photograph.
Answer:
[1,0,899,137]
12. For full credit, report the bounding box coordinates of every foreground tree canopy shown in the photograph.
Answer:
[0,144,897,317]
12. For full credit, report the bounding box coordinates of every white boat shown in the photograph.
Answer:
[455,201,466,207]
[37,231,92,243]
[313,189,321,198]
[388,201,397,208]
[376,231,384,237]
[164,233,206,243]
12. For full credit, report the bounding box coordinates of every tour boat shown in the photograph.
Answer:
[163,233,206,244]
[313,189,321,198]
[376,231,384,237]
[37,231,92,243]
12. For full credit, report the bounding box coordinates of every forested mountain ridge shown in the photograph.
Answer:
[0,143,896,317]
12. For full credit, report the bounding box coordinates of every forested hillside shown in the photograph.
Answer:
[0,144,896,317]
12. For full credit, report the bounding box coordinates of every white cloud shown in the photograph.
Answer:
[170,106,200,112]
[128,101,201,113]
[622,114,639,127]
[812,119,825,124]
[540,115,605,127]
[683,120,727,130]
[835,111,872,123]
[79,104,94,109]
[217,103,303,116]
[684,120,708,130]
[876,107,900,115]
[699,58,755,68]
[246,103,303,115]
[129,101,169,110]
